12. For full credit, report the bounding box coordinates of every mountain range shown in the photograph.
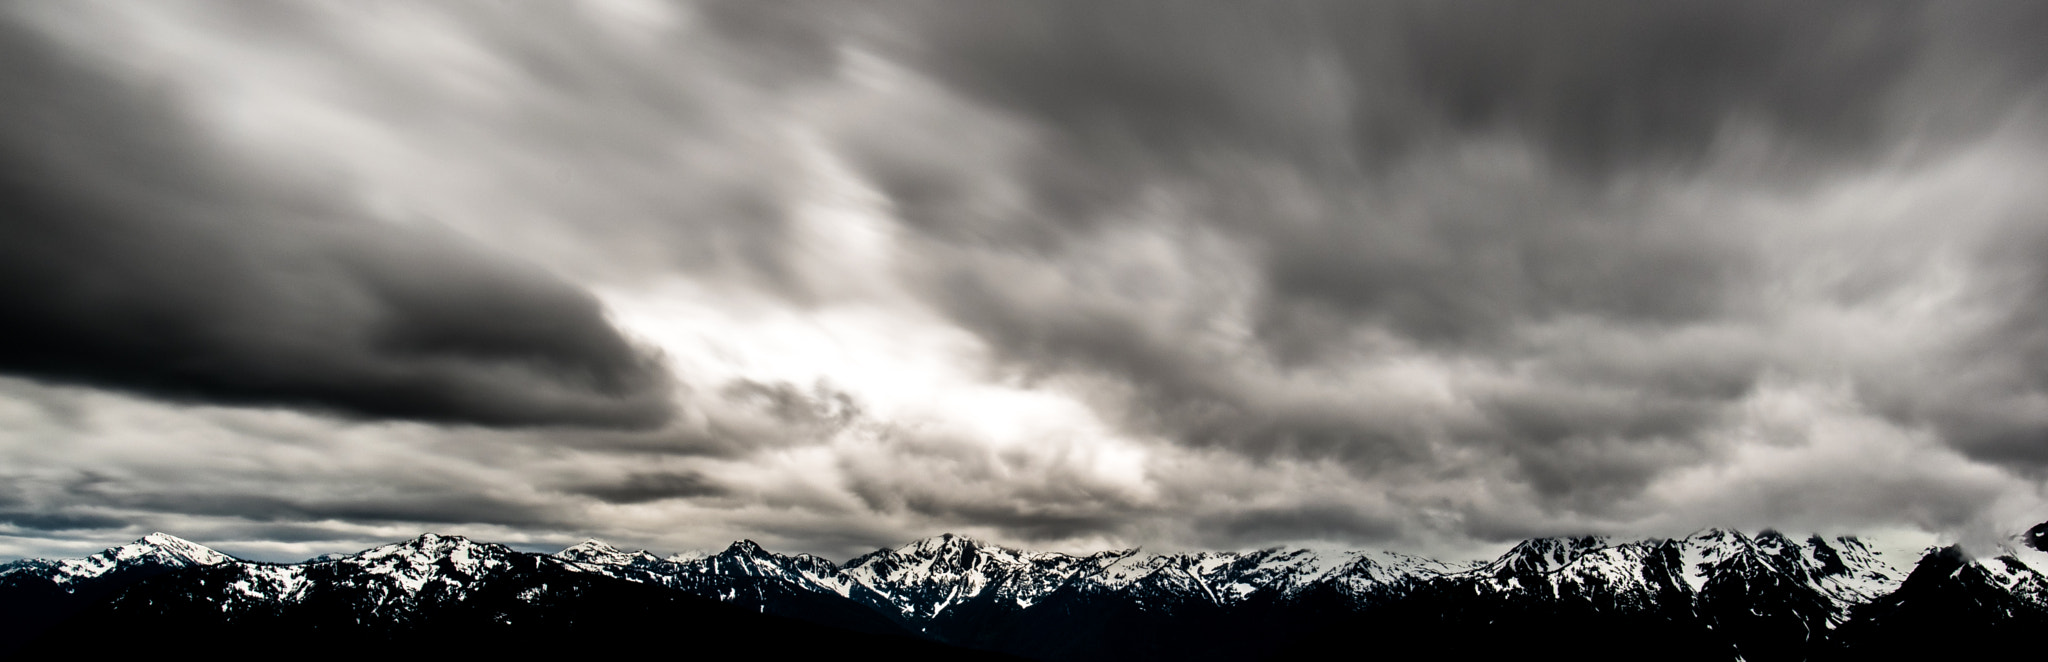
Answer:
[5,526,2045,659]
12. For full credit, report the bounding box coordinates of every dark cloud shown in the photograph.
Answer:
[882,0,1921,195]
[567,471,724,504]
[0,511,127,532]
[0,14,674,428]
[1374,0,1921,174]
[1472,384,1726,497]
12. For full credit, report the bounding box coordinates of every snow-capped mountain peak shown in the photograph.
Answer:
[0,532,234,587]
[133,532,232,565]
[561,539,620,555]
[727,539,772,554]
[1487,535,1608,578]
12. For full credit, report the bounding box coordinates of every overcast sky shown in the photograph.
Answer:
[4,0,2047,563]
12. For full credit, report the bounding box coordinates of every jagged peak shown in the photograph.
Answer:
[854,533,1024,568]
[404,532,473,548]
[351,532,509,562]
[844,546,895,568]
[1685,527,1750,544]
[1086,546,1143,561]
[722,539,772,557]
[787,552,839,566]
[904,532,983,553]
[1499,536,1606,563]
[562,539,620,554]
[409,532,468,544]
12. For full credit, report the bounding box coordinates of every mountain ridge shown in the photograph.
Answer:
[5,527,2044,659]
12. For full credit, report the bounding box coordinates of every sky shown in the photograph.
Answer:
[3,0,2046,564]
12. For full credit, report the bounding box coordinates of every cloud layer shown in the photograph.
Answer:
[3,0,2046,561]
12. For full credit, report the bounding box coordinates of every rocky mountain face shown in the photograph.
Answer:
[4,528,2043,659]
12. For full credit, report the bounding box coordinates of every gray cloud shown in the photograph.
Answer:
[839,0,2048,527]
[0,10,674,428]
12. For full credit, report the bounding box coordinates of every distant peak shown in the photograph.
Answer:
[556,539,631,561]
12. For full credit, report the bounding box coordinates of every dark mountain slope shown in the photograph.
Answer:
[1825,545,2048,659]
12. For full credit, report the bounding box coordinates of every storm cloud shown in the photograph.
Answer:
[5,1,2048,561]
[0,11,673,428]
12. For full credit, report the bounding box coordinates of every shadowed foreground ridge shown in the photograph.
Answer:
[3,528,2044,660]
